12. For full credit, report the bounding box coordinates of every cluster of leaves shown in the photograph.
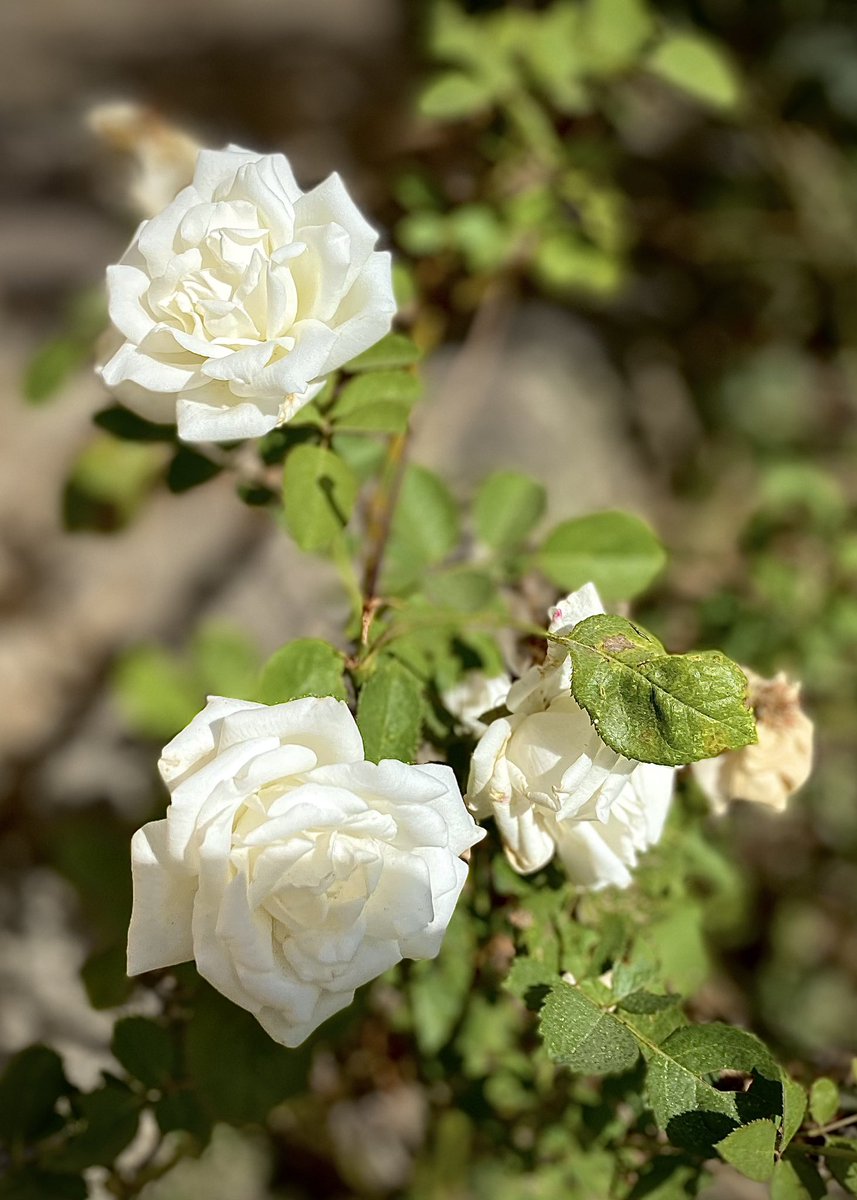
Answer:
[396,0,740,305]
[0,980,318,1199]
[392,798,857,1199]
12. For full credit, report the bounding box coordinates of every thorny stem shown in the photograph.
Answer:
[358,429,411,651]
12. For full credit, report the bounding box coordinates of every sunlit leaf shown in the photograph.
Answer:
[258,639,347,705]
[357,658,423,763]
[282,445,359,552]
[537,511,665,601]
[647,31,741,111]
[562,614,757,766]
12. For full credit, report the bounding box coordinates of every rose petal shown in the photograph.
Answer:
[127,821,195,975]
[320,251,396,374]
[159,695,264,789]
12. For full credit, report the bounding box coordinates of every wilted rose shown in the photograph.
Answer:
[98,146,396,441]
[127,695,484,1047]
[692,669,813,814]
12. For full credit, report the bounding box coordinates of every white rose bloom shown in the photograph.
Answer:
[549,763,674,890]
[98,146,396,442]
[441,671,512,736]
[465,583,674,885]
[127,695,484,1047]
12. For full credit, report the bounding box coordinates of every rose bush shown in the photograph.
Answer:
[465,584,675,884]
[98,146,396,441]
[127,694,484,1047]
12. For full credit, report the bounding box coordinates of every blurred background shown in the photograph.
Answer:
[1,0,857,1196]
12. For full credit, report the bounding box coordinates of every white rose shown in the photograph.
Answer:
[98,146,396,442]
[441,671,512,736]
[127,695,484,1047]
[548,763,674,890]
[465,583,673,882]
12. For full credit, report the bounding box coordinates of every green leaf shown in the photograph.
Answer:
[335,370,422,417]
[645,1023,782,1139]
[448,204,510,272]
[357,658,423,763]
[539,983,640,1074]
[617,991,680,1015]
[647,32,741,111]
[257,639,347,704]
[47,1082,140,1172]
[562,614,757,766]
[425,569,497,613]
[186,981,311,1124]
[456,996,523,1080]
[611,951,657,1000]
[397,211,449,257]
[826,1140,857,1195]
[63,437,168,530]
[581,0,654,74]
[111,1017,176,1090]
[113,646,201,740]
[771,1154,828,1200]
[532,235,623,298]
[0,1170,87,1200]
[153,1091,211,1142]
[287,401,326,428]
[346,333,421,372]
[410,908,476,1054]
[393,262,418,307]
[474,471,546,553]
[192,623,260,699]
[166,447,222,493]
[382,465,460,592]
[236,481,277,508]
[258,424,318,466]
[282,444,359,552]
[46,810,132,945]
[808,1076,839,1126]
[503,958,557,1010]
[81,945,133,1010]
[331,434,387,484]
[0,1046,69,1145]
[716,1119,778,1182]
[640,903,710,995]
[93,405,176,442]
[781,1077,807,1148]
[537,511,665,602]
[419,71,496,120]
[626,1156,702,1200]
[333,401,410,434]
[24,337,89,404]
